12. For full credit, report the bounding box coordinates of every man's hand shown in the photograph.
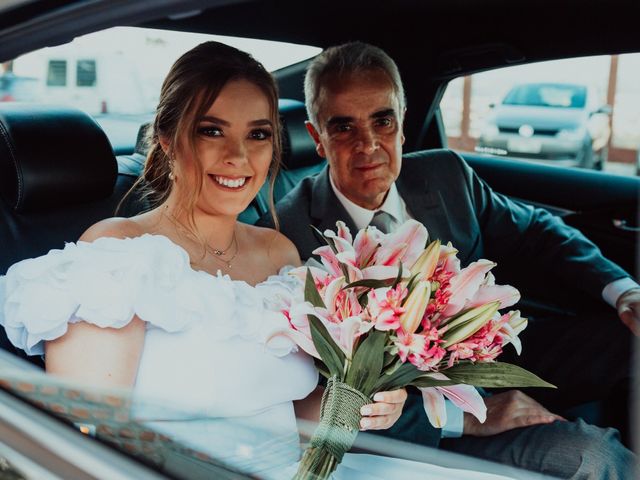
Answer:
[463,390,564,437]
[617,288,640,336]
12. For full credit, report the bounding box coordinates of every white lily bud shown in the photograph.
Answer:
[399,280,431,334]
[410,240,441,281]
[507,310,528,334]
[443,302,496,330]
[441,301,500,348]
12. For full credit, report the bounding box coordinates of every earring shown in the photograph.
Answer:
[168,153,176,181]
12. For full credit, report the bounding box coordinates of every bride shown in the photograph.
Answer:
[0,42,511,479]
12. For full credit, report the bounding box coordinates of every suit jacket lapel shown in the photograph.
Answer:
[397,169,454,244]
[310,166,359,235]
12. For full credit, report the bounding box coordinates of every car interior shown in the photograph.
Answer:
[0,0,639,477]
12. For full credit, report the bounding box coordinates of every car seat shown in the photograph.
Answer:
[0,104,138,366]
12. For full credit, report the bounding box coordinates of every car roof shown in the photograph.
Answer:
[2,0,637,150]
[2,0,639,76]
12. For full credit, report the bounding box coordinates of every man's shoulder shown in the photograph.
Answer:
[274,173,319,221]
[400,148,469,186]
[256,171,320,228]
[402,148,466,173]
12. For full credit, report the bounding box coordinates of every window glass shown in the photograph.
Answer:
[0,27,320,153]
[440,54,640,176]
[76,59,96,87]
[46,59,66,86]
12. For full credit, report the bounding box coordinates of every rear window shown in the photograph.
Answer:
[1,26,320,153]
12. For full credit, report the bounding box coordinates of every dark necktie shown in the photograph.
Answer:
[369,210,395,234]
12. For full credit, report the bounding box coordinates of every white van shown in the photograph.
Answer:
[11,29,161,115]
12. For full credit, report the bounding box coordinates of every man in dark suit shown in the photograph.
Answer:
[258,42,637,477]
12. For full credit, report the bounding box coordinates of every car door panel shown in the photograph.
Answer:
[454,152,638,314]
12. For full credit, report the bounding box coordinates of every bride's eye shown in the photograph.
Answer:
[249,128,273,141]
[198,125,223,137]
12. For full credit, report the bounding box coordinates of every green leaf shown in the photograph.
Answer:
[442,362,556,388]
[311,224,333,250]
[374,362,425,391]
[357,290,369,309]
[346,330,387,395]
[391,260,404,289]
[304,269,326,309]
[313,357,331,379]
[308,315,345,380]
[383,351,397,368]
[343,278,395,290]
[410,375,458,388]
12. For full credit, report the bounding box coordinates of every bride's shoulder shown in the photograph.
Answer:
[242,224,302,270]
[80,217,147,243]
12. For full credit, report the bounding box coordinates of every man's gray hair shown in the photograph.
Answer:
[304,41,406,127]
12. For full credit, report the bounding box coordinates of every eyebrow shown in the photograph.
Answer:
[326,108,396,127]
[372,108,396,119]
[199,115,273,127]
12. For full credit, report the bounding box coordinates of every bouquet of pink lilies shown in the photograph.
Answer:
[279,220,552,480]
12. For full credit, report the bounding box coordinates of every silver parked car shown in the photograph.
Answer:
[477,82,611,169]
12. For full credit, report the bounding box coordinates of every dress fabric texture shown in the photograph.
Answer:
[0,235,512,479]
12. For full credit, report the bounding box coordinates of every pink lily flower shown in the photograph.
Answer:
[360,264,407,281]
[394,330,428,363]
[288,265,331,288]
[323,276,347,316]
[441,259,496,317]
[413,344,446,371]
[419,373,487,428]
[468,284,520,310]
[446,340,479,367]
[267,301,321,359]
[466,272,521,310]
[438,243,461,276]
[335,221,353,245]
[353,227,380,268]
[311,245,344,278]
[372,241,410,268]
[497,310,528,355]
[335,315,374,358]
[367,286,406,331]
[380,219,429,267]
[323,224,355,256]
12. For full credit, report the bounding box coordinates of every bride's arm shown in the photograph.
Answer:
[45,219,147,388]
[45,317,145,388]
[294,387,408,431]
[293,386,324,423]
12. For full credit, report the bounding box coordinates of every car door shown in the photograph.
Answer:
[419,55,640,314]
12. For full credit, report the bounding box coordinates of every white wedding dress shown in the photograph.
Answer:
[0,235,513,479]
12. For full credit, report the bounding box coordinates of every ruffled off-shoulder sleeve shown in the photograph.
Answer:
[0,235,210,356]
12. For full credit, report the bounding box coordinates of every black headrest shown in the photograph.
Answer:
[279,99,321,170]
[0,104,117,213]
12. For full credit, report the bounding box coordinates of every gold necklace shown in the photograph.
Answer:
[205,233,238,270]
[163,208,238,269]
